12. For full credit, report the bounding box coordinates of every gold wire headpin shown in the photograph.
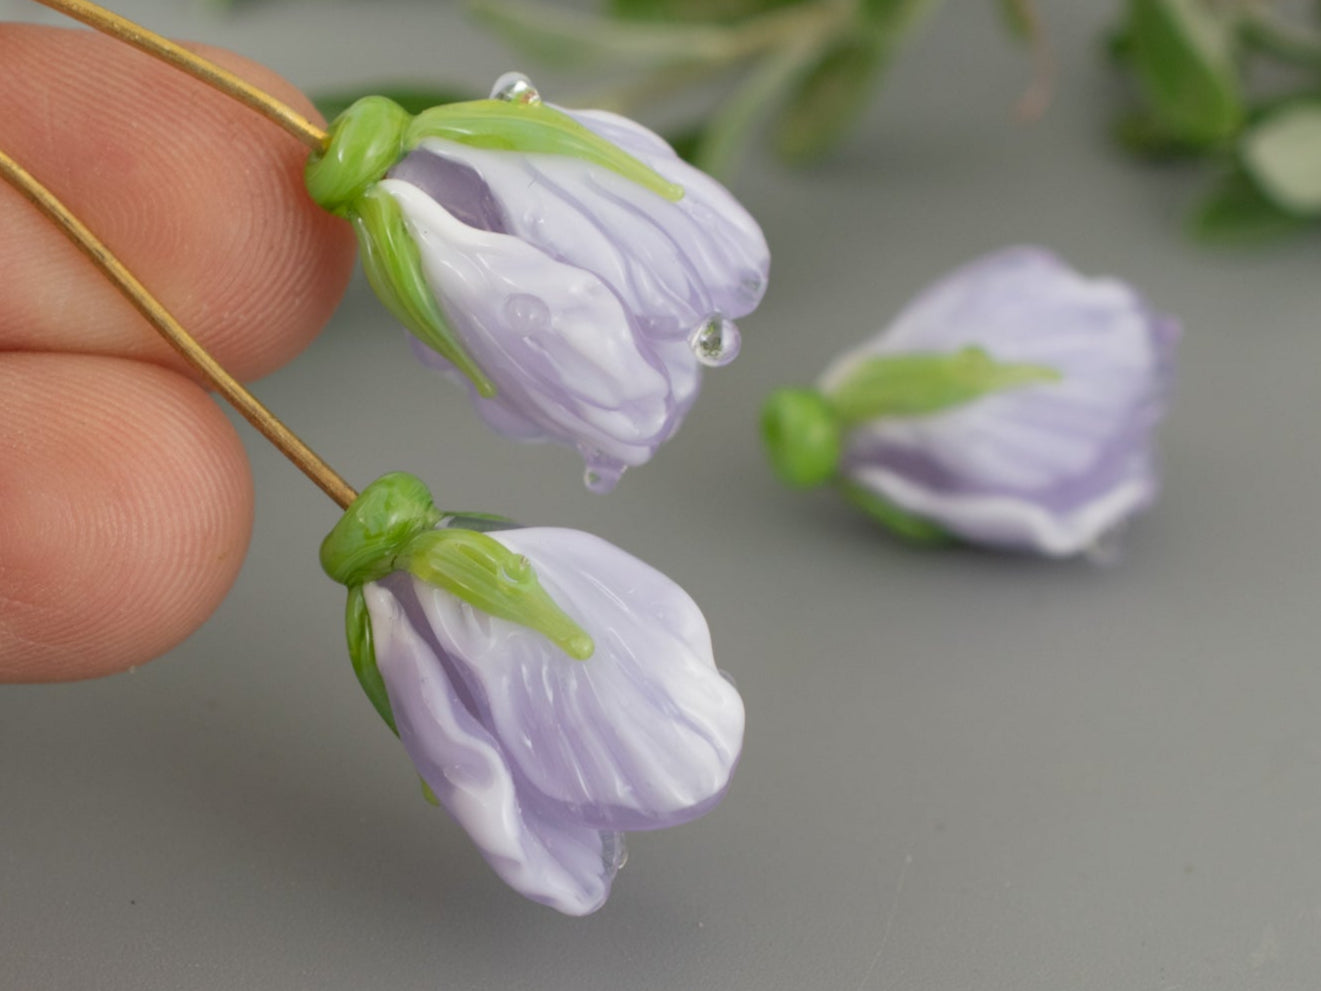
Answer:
[0,147,358,509]
[29,0,330,151]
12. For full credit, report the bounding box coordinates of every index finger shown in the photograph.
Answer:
[0,23,356,381]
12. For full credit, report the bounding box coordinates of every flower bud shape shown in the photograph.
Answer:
[322,474,745,914]
[306,75,771,492]
[763,247,1179,556]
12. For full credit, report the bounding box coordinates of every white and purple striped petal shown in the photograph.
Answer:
[380,93,769,489]
[381,178,692,481]
[822,247,1178,556]
[363,527,745,914]
[365,579,623,916]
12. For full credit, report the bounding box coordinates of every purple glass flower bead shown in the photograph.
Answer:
[361,526,745,915]
[765,247,1179,556]
[381,86,770,492]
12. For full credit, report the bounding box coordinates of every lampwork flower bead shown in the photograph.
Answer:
[321,474,745,915]
[306,77,769,492]
[763,247,1179,556]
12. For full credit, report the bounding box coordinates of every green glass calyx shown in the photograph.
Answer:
[321,472,443,587]
[405,100,684,202]
[761,387,843,488]
[827,347,1062,424]
[400,529,595,661]
[322,472,594,662]
[306,96,412,216]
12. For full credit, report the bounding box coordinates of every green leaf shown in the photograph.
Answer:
[1240,102,1321,214]
[407,100,684,202]
[607,0,809,24]
[1187,169,1309,244]
[472,0,734,65]
[346,586,398,735]
[695,43,817,177]
[772,37,886,165]
[352,186,496,397]
[400,530,595,661]
[1111,109,1210,160]
[841,482,953,545]
[664,124,708,164]
[826,347,1062,424]
[1124,0,1243,144]
[314,85,478,125]
[996,0,1036,42]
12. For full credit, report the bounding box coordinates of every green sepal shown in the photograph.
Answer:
[352,186,496,397]
[405,100,684,202]
[827,347,1061,425]
[321,472,443,587]
[435,511,519,533]
[761,387,842,488]
[399,529,595,661]
[841,482,954,546]
[346,585,398,735]
[1123,0,1243,145]
[305,96,411,216]
[419,777,440,806]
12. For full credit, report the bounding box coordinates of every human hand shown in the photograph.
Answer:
[0,24,356,681]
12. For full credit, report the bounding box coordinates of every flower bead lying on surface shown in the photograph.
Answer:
[762,247,1179,557]
[306,74,770,492]
[321,473,745,915]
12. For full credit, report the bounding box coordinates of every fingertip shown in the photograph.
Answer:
[0,24,357,380]
[0,354,254,681]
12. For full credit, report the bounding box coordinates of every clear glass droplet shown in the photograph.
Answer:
[1083,523,1127,567]
[602,833,629,873]
[739,271,764,301]
[503,293,550,333]
[490,71,541,105]
[582,452,626,494]
[690,316,741,368]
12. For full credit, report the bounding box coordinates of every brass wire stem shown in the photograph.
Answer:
[29,0,329,151]
[0,148,358,509]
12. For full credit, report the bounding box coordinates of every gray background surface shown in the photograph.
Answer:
[5,1,1321,988]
